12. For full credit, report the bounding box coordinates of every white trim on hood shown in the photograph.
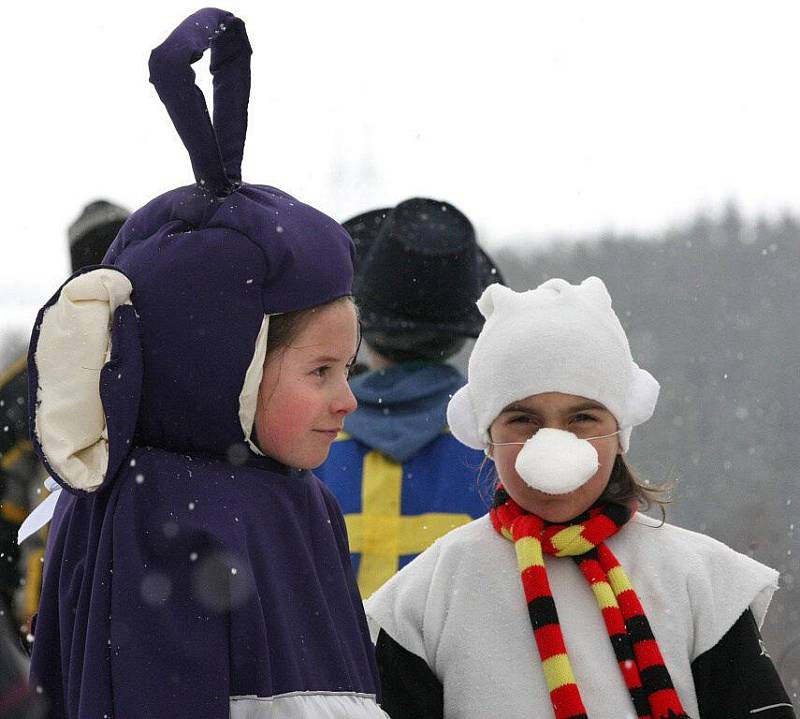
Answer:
[230,690,389,718]
[239,314,270,455]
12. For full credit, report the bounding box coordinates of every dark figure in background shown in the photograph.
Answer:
[0,614,46,718]
[0,200,128,634]
[316,198,504,598]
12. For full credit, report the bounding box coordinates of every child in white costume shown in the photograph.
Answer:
[366,277,795,719]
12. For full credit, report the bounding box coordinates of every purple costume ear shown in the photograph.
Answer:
[149,8,251,197]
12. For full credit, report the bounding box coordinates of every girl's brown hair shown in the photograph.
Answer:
[600,455,670,519]
[264,295,359,361]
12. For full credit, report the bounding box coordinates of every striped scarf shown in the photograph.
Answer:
[490,485,690,719]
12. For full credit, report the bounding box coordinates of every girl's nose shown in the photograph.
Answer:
[333,378,358,416]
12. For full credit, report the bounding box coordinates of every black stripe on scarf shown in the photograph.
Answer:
[528,596,560,630]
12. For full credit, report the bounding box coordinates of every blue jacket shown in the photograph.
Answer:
[316,365,489,597]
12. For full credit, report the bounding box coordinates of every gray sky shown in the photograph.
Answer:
[2,0,800,331]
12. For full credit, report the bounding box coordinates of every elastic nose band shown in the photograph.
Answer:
[488,428,620,447]
[584,429,621,441]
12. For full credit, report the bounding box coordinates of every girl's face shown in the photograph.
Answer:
[487,392,621,522]
[254,301,359,469]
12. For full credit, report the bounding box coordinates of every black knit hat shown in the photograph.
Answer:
[68,200,130,271]
[346,198,503,338]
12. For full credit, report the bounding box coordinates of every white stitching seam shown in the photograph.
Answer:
[230,691,378,702]
[749,704,795,714]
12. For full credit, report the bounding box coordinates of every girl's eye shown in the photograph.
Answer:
[509,414,537,425]
[312,366,330,378]
[571,413,597,424]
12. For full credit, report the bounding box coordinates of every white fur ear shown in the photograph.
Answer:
[446,385,486,450]
[33,269,133,492]
[624,364,661,427]
[475,283,515,321]
[579,276,613,309]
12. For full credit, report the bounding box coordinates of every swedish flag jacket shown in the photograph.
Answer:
[316,365,488,596]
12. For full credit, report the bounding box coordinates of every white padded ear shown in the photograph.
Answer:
[446,385,486,450]
[475,283,515,321]
[34,269,133,491]
[625,364,661,427]
[579,276,614,309]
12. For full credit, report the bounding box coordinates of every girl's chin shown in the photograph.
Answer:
[519,493,591,522]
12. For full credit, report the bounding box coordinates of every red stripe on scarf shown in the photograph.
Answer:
[550,683,586,719]
[577,557,606,584]
[534,624,568,657]
[620,659,644,689]
[522,565,550,602]
[635,639,667,670]
[512,513,543,540]
[617,588,644,617]
[577,513,619,545]
[649,688,687,718]
[601,606,627,635]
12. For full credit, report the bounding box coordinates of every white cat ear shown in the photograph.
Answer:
[579,276,613,309]
[625,364,661,427]
[31,268,138,492]
[475,283,516,320]
[446,385,486,450]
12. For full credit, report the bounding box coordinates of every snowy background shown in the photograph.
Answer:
[1,0,799,703]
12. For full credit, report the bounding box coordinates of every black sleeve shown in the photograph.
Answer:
[692,608,796,718]
[376,628,443,719]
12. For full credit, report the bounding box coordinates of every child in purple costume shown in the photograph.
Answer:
[27,9,388,719]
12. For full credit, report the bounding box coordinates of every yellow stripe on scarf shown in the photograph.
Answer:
[607,565,634,595]
[549,524,595,557]
[541,653,577,691]
[514,535,544,571]
[590,580,619,610]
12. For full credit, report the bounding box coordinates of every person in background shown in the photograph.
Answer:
[316,198,504,598]
[0,200,128,636]
[0,613,46,718]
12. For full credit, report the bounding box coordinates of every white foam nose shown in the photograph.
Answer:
[514,428,599,495]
